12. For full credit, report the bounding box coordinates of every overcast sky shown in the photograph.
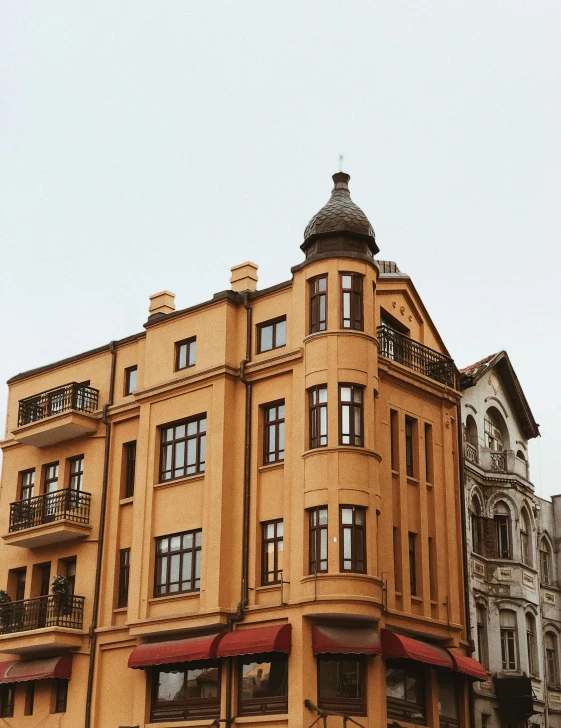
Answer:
[1,2,560,497]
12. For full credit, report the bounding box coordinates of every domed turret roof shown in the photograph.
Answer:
[303,172,376,244]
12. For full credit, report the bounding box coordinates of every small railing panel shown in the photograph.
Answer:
[18,383,99,427]
[464,442,478,464]
[9,489,91,533]
[0,594,85,634]
[377,325,456,388]
[490,452,506,471]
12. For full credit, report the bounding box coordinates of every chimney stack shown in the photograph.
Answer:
[149,290,176,317]
[230,262,258,293]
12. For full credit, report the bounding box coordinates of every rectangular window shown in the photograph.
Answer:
[424,423,433,483]
[175,337,196,371]
[390,410,399,472]
[160,415,206,481]
[476,606,489,669]
[318,656,365,715]
[495,515,510,559]
[239,654,288,716]
[54,679,68,713]
[408,532,417,596]
[125,365,138,395]
[68,456,84,491]
[405,417,416,477]
[151,663,220,722]
[263,402,285,464]
[310,275,327,333]
[44,462,59,494]
[309,385,327,449]
[262,520,284,585]
[154,530,202,596]
[24,681,35,716]
[124,441,136,498]
[340,273,363,330]
[393,527,402,592]
[309,507,328,574]
[20,469,35,500]
[438,672,459,728]
[0,685,15,718]
[65,558,76,595]
[386,661,425,724]
[339,384,363,447]
[500,612,518,670]
[428,537,437,601]
[257,317,286,353]
[340,506,366,573]
[15,569,26,601]
[118,548,131,608]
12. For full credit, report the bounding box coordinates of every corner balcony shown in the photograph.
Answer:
[0,595,85,655]
[464,443,530,480]
[377,325,456,388]
[13,382,100,447]
[3,489,92,548]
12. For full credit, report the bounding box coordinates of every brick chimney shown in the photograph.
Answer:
[230,262,258,293]
[148,291,176,317]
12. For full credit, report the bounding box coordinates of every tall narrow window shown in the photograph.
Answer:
[428,537,437,601]
[125,365,138,395]
[238,655,288,716]
[68,456,84,491]
[438,672,459,728]
[44,463,59,494]
[390,410,399,472]
[20,469,35,500]
[424,423,433,483]
[339,385,363,447]
[471,496,483,556]
[175,337,196,370]
[393,527,402,592]
[0,685,15,718]
[154,530,202,596]
[494,502,511,559]
[309,385,327,448]
[257,317,286,353]
[500,610,518,670]
[340,506,366,573]
[124,442,136,498]
[340,273,363,330]
[484,411,504,451]
[309,507,328,574]
[386,661,425,724]
[54,679,68,713]
[262,520,284,585]
[65,559,76,595]
[15,569,26,601]
[310,275,327,333]
[526,614,538,677]
[520,509,531,566]
[318,657,365,716]
[405,417,416,477]
[408,532,418,596]
[152,664,220,721]
[540,539,553,585]
[24,681,35,716]
[546,632,559,685]
[476,605,489,669]
[263,402,285,464]
[118,548,131,608]
[160,415,206,481]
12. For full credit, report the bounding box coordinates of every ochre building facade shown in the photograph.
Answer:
[0,173,485,727]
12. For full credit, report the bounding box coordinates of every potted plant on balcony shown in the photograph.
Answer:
[51,574,72,617]
[0,590,13,631]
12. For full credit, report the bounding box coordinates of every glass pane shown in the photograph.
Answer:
[319,297,326,323]
[188,341,196,366]
[187,421,197,436]
[163,427,173,442]
[278,422,285,457]
[186,667,218,698]
[343,293,351,324]
[268,426,276,457]
[354,388,362,403]
[183,533,193,549]
[157,670,185,703]
[341,508,353,524]
[170,554,180,584]
[343,528,352,559]
[159,555,168,585]
[178,344,187,369]
[241,661,271,699]
[276,319,286,347]
[278,404,285,419]
[310,510,317,527]
[320,530,328,560]
[170,536,181,551]
[195,530,202,547]
[438,674,458,719]
[182,552,192,585]
[174,441,185,469]
[320,408,327,436]
[175,424,186,439]
[319,508,328,525]
[260,325,273,351]
[354,408,361,438]
[319,387,327,403]
[200,434,206,466]
[187,439,196,466]
[342,407,350,438]
[266,523,276,539]
[277,521,283,537]
[158,538,169,554]
[405,674,419,703]
[340,386,351,402]
[195,550,201,580]
[386,668,406,700]
[342,275,351,288]
[319,277,326,292]
[267,544,275,574]
[356,530,365,561]
[277,541,283,574]
[200,418,206,432]
[355,509,365,525]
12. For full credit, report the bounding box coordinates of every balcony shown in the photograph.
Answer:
[3,489,92,548]
[14,382,100,447]
[0,595,85,655]
[464,443,530,480]
[377,325,455,388]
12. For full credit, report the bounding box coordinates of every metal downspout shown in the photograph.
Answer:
[85,340,117,728]
[225,291,253,726]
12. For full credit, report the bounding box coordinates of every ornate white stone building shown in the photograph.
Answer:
[460,351,561,728]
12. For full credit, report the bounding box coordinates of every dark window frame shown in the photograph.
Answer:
[0,684,15,718]
[495,514,511,559]
[54,679,68,713]
[125,365,138,396]
[424,423,433,483]
[175,337,197,371]
[154,529,202,597]
[310,275,328,334]
[386,659,426,725]
[262,519,284,585]
[405,416,416,478]
[476,604,489,669]
[263,401,285,465]
[124,441,136,498]
[317,655,366,716]
[339,506,366,574]
[150,661,221,722]
[44,462,59,495]
[408,532,418,596]
[257,316,287,354]
[340,273,363,330]
[15,568,26,601]
[68,455,84,491]
[238,652,288,716]
[309,385,328,449]
[159,414,207,482]
[118,547,131,608]
[390,409,399,472]
[24,681,35,716]
[20,468,35,501]
[309,507,328,574]
[339,384,364,447]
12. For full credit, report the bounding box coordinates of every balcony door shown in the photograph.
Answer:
[37,564,51,628]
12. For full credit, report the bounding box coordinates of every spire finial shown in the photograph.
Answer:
[339,154,343,172]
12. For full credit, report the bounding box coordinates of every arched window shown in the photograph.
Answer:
[520,509,531,566]
[494,501,511,559]
[476,604,489,669]
[546,632,559,686]
[500,610,518,670]
[517,450,526,461]
[540,539,553,586]
[465,415,478,463]
[526,614,538,676]
[485,408,508,451]
[471,496,483,556]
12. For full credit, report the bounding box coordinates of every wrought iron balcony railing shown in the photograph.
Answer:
[17,382,99,427]
[9,489,91,533]
[0,594,85,634]
[377,325,456,388]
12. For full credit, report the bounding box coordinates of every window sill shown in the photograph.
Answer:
[407,476,419,486]
[154,473,205,490]
[146,721,222,728]
[113,606,127,613]
[426,481,433,489]
[302,446,382,461]
[411,596,423,604]
[392,470,399,477]
[258,461,285,472]
[235,715,289,724]
[256,583,282,592]
[119,496,134,506]
[148,591,200,605]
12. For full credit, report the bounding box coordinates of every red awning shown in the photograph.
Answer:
[381,629,454,670]
[128,633,223,669]
[216,624,291,658]
[448,651,488,682]
[0,655,72,684]
[312,625,382,656]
